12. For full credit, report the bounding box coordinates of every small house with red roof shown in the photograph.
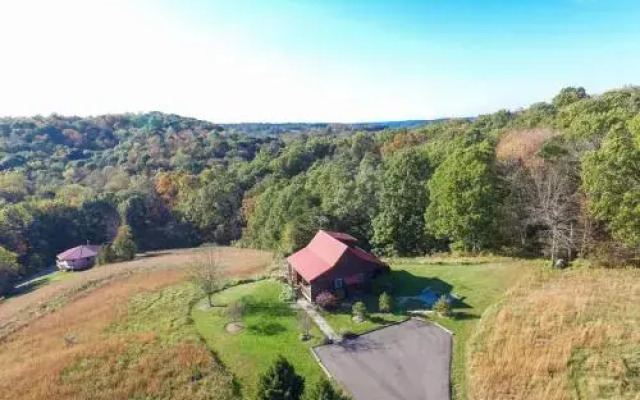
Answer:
[287,230,389,302]
[56,244,101,271]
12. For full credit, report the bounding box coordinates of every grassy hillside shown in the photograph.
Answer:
[468,267,640,400]
[2,250,638,400]
[0,247,272,400]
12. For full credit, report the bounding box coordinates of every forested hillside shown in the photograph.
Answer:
[1,87,639,295]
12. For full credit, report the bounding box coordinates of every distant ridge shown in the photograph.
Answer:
[220,118,456,136]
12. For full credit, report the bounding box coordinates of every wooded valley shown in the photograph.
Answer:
[1,86,639,295]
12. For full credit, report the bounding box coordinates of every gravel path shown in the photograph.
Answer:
[296,298,342,343]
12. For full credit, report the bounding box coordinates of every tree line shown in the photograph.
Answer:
[1,86,639,296]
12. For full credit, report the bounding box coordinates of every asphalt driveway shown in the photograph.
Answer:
[313,318,452,400]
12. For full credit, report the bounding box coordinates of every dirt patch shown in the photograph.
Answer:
[225,322,245,334]
[0,247,272,400]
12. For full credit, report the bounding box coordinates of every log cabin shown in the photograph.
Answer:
[287,230,389,302]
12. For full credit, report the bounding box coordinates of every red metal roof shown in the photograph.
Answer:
[287,230,385,282]
[323,231,358,243]
[57,245,101,261]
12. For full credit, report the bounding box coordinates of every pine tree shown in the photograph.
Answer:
[307,378,351,400]
[379,292,392,313]
[256,356,305,400]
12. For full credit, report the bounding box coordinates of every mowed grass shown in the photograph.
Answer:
[468,267,640,400]
[384,256,537,400]
[192,280,326,399]
[321,301,407,335]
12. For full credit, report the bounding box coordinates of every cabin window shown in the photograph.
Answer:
[334,278,344,289]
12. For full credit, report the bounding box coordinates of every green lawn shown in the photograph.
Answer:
[384,256,537,400]
[190,258,535,400]
[321,296,408,336]
[192,279,326,399]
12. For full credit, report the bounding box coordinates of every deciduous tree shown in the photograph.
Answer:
[190,248,225,307]
[373,150,430,255]
[426,143,498,252]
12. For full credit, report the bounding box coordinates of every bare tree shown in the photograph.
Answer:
[525,162,580,264]
[270,253,291,283]
[190,248,225,307]
[226,298,246,322]
[297,309,312,340]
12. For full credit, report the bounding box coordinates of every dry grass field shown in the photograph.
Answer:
[0,247,272,400]
[468,267,640,400]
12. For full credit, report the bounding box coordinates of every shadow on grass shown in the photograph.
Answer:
[369,315,402,325]
[7,267,60,298]
[387,270,472,309]
[8,280,48,299]
[451,311,479,321]
[428,260,488,266]
[241,296,295,318]
[246,321,287,336]
[136,252,165,259]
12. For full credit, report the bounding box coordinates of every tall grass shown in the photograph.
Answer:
[0,247,272,400]
[468,267,640,400]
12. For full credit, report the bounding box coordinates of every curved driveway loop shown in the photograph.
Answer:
[313,318,452,400]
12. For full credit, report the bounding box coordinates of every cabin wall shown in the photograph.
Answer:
[309,255,388,301]
[57,257,96,271]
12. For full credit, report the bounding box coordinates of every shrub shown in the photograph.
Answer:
[0,247,20,297]
[315,291,338,309]
[352,301,367,318]
[379,292,392,313]
[279,284,296,303]
[307,378,352,400]
[256,355,305,400]
[433,295,452,317]
[225,299,245,322]
[112,224,136,261]
[96,245,116,265]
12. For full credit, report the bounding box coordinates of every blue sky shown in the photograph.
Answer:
[0,0,639,122]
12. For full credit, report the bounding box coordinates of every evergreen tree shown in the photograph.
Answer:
[256,356,305,400]
[307,378,351,400]
[379,292,392,313]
